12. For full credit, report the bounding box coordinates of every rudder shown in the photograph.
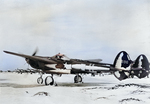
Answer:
[113,51,132,80]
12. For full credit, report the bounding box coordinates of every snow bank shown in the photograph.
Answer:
[1,73,150,104]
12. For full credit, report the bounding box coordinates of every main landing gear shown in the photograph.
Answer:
[74,75,82,83]
[45,76,54,85]
[37,74,83,85]
[37,74,55,86]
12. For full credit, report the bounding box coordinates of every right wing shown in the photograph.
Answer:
[67,58,112,68]
[3,51,57,64]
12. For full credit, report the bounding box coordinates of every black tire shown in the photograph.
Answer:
[45,76,54,85]
[37,77,43,84]
[74,75,82,83]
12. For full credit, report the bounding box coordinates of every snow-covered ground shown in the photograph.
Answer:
[1,73,150,104]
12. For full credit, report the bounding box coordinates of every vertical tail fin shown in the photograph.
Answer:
[131,54,150,78]
[113,51,132,70]
[132,54,149,69]
[113,51,132,80]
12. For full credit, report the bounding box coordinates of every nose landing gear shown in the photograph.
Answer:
[37,76,43,84]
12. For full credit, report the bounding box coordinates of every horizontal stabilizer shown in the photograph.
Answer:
[86,59,102,63]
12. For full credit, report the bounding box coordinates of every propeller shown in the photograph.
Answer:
[32,48,38,56]
[25,48,38,64]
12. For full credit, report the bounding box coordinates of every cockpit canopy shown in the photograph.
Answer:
[54,53,70,61]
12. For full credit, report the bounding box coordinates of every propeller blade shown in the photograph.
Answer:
[32,48,38,56]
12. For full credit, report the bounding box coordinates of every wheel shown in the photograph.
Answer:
[74,75,82,83]
[45,76,54,85]
[37,77,43,84]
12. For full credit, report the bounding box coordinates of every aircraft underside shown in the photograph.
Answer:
[37,64,110,86]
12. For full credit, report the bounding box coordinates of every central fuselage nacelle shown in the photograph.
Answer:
[27,59,109,74]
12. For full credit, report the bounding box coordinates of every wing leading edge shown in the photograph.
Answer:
[3,51,56,64]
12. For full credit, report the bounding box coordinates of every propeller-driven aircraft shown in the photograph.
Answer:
[3,50,150,86]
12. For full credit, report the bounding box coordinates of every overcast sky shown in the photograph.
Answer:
[1,0,150,70]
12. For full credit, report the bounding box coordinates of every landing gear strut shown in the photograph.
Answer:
[37,76,43,84]
[37,73,43,84]
[74,75,82,83]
